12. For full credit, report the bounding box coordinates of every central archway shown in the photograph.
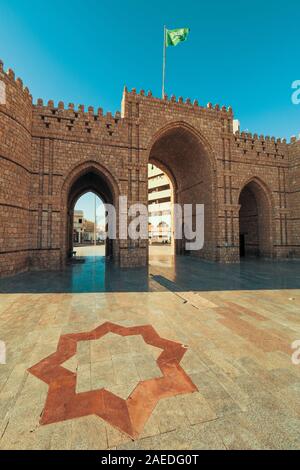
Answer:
[148,123,216,260]
[61,162,120,267]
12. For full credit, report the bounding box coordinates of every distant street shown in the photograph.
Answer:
[75,245,105,257]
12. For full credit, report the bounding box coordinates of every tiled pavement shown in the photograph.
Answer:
[0,253,300,449]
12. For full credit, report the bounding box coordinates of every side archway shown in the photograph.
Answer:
[238,177,273,258]
[60,161,120,266]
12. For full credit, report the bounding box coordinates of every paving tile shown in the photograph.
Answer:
[49,421,73,449]
[118,422,226,450]
[151,396,187,433]
[111,354,140,385]
[106,380,138,400]
[208,412,270,450]
[0,281,299,449]
[177,392,217,425]
[76,363,91,393]
[76,341,91,364]
[90,359,115,390]
[133,353,162,381]
[90,338,111,363]
[70,416,108,450]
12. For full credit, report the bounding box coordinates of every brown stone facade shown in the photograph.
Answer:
[0,60,300,277]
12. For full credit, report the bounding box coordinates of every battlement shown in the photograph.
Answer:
[1,58,298,153]
[235,130,287,144]
[233,129,290,161]
[0,60,32,102]
[122,86,233,118]
[0,60,33,132]
[34,98,121,120]
[289,135,300,165]
[290,135,300,144]
[32,98,125,140]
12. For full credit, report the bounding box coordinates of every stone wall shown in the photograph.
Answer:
[0,61,299,277]
[0,61,32,276]
[288,137,300,257]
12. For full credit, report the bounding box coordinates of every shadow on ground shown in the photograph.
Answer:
[1,254,300,293]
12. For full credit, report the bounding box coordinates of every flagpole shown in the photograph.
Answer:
[162,25,166,99]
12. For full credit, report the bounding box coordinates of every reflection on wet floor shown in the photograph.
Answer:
[0,247,300,293]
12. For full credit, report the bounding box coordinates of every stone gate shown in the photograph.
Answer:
[0,60,299,277]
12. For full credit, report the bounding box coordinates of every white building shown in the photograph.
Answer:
[73,210,84,243]
[73,210,95,244]
[148,164,172,244]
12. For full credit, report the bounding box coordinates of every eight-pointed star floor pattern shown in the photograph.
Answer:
[28,322,198,439]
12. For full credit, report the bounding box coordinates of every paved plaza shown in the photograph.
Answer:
[0,248,299,449]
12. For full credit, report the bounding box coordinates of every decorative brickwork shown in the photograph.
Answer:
[0,60,299,276]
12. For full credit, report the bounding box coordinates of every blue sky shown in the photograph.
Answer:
[74,193,105,225]
[2,0,299,219]
[1,0,299,139]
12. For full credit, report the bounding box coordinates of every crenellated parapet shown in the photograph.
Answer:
[0,60,32,131]
[32,98,127,142]
[0,60,33,276]
[234,129,289,161]
[0,59,33,171]
[290,135,300,144]
[288,135,300,168]
[121,86,233,121]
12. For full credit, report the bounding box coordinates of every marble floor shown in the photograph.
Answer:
[1,247,300,294]
[0,250,299,449]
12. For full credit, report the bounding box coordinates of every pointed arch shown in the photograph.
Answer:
[61,160,120,203]
[147,121,217,261]
[146,120,217,172]
[238,176,274,258]
[237,176,275,209]
[60,161,120,266]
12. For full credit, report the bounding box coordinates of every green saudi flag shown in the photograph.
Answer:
[165,28,190,47]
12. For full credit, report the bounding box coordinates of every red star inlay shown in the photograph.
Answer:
[28,322,197,439]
